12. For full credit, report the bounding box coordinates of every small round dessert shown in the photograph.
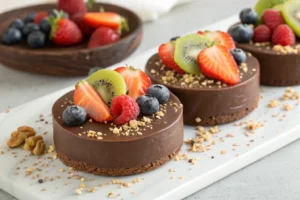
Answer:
[145,53,260,126]
[52,91,183,176]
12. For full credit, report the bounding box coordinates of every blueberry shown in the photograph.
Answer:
[2,28,22,45]
[63,105,87,126]
[23,12,36,24]
[39,19,51,35]
[170,36,180,41]
[228,24,253,43]
[240,8,258,25]
[9,19,24,30]
[230,48,247,65]
[27,31,46,48]
[136,95,160,115]
[88,67,102,76]
[146,84,170,104]
[22,23,40,37]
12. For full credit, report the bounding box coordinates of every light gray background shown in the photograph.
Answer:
[1,0,300,199]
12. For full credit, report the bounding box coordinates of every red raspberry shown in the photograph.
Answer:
[110,95,140,125]
[253,25,271,43]
[262,9,284,31]
[272,24,295,46]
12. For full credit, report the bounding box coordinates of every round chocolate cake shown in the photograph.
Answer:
[52,91,183,176]
[145,53,260,126]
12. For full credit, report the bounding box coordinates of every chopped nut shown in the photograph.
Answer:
[220,150,227,154]
[195,117,201,123]
[108,192,114,198]
[129,120,138,128]
[17,126,36,138]
[268,99,280,108]
[79,183,86,188]
[112,127,120,134]
[7,131,26,148]
[32,140,46,156]
[75,189,82,195]
[24,135,43,151]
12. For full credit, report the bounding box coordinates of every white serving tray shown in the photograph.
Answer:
[1,15,300,200]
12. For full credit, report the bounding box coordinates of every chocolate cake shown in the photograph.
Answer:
[52,91,183,176]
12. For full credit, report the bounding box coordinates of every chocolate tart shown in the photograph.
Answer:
[145,53,260,126]
[52,91,183,176]
[0,3,142,76]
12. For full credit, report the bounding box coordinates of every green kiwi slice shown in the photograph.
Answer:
[255,0,287,21]
[282,0,300,37]
[174,34,212,74]
[86,69,126,106]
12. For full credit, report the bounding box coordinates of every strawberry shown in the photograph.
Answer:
[198,44,240,85]
[198,31,236,50]
[58,0,87,16]
[253,25,271,43]
[158,42,185,74]
[71,13,94,36]
[88,27,120,48]
[115,66,151,100]
[262,9,284,31]
[74,80,112,122]
[49,13,83,46]
[34,12,48,24]
[84,12,129,33]
[272,24,295,46]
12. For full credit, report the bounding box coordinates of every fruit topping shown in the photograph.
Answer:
[198,31,236,50]
[115,66,152,100]
[174,34,212,74]
[254,0,286,21]
[84,12,129,33]
[22,23,40,38]
[158,42,185,74]
[198,44,240,85]
[86,69,126,106]
[63,105,87,126]
[253,24,271,42]
[262,9,284,31]
[9,19,24,31]
[230,48,247,66]
[74,80,112,122]
[136,95,160,116]
[49,12,83,46]
[34,12,48,24]
[58,0,87,16]
[228,24,253,43]
[110,95,140,125]
[272,24,295,46]
[23,12,36,24]
[88,67,102,76]
[88,27,120,48]
[146,84,170,104]
[240,8,258,25]
[27,31,46,49]
[71,13,94,36]
[48,9,69,18]
[170,36,180,41]
[282,0,300,37]
[2,28,22,45]
[39,19,51,36]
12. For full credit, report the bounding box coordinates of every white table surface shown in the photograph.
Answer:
[1,0,300,200]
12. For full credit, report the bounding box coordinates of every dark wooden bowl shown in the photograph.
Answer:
[0,3,143,76]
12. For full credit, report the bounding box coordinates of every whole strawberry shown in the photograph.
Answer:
[272,24,295,46]
[88,27,119,48]
[58,0,87,16]
[50,12,83,46]
[71,13,94,36]
[262,9,284,31]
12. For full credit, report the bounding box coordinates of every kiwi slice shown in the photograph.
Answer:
[273,3,284,11]
[282,0,300,37]
[86,69,126,106]
[255,0,287,20]
[174,34,212,74]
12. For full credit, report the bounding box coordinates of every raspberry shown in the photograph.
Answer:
[253,25,271,43]
[110,95,140,125]
[262,9,284,31]
[272,24,295,46]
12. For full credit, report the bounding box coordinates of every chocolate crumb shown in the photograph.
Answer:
[38,179,43,184]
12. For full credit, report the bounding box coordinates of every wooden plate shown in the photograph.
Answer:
[0,3,143,76]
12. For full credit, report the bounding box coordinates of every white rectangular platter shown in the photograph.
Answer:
[1,15,300,200]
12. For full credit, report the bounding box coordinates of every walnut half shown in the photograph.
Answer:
[18,126,36,138]
[33,140,46,156]
[7,131,26,148]
[24,136,43,151]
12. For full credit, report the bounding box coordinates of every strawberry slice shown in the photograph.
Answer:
[198,31,236,50]
[73,80,112,122]
[115,66,151,100]
[84,12,128,33]
[198,44,240,85]
[158,42,185,74]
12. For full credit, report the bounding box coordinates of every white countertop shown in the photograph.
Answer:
[2,0,300,199]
